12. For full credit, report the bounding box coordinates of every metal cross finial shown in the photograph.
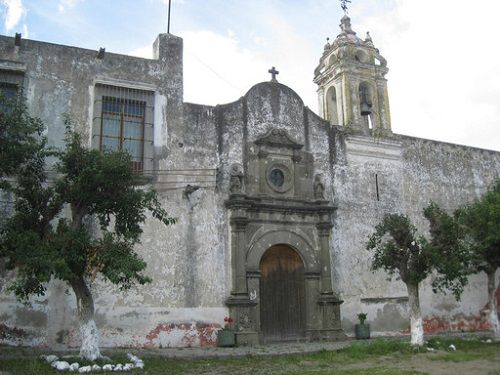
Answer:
[340,0,351,14]
[268,66,279,82]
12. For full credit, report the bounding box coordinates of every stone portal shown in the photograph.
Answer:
[225,126,345,345]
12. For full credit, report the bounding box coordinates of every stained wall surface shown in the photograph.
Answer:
[0,32,499,348]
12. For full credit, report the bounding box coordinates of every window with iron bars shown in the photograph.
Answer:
[92,84,154,172]
[0,70,24,113]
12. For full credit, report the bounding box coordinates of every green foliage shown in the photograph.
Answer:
[366,214,432,285]
[422,179,500,297]
[424,203,472,300]
[357,312,367,324]
[0,92,46,189]
[457,179,500,274]
[0,117,175,302]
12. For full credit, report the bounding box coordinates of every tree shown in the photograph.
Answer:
[366,214,430,345]
[366,212,468,345]
[459,180,500,338]
[427,180,500,338]
[0,124,176,360]
[0,92,45,189]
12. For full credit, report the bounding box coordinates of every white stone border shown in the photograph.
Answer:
[41,353,144,372]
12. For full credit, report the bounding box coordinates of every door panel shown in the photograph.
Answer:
[260,245,305,341]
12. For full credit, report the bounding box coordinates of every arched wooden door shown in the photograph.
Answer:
[259,245,306,341]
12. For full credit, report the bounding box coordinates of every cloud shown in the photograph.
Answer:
[129,30,268,105]
[2,0,25,32]
[57,0,83,13]
[128,44,153,59]
[21,22,28,38]
[352,0,500,151]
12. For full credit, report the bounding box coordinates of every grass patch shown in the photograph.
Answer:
[426,337,500,362]
[0,337,498,374]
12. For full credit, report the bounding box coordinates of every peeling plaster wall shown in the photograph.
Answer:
[1,33,500,348]
[334,132,500,337]
[0,34,229,348]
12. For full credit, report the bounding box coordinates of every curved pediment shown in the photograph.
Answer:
[254,128,303,150]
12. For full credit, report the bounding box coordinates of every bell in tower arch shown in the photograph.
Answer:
[359,83,372,116]
[360,100,372,116]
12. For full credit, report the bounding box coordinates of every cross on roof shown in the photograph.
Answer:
[268,66,279,82]
[340,0,351,14]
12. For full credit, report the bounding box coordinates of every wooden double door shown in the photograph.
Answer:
[259,245,306,341]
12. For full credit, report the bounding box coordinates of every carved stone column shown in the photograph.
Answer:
[230,214,249,295]
[317,222,334,293]
[225,206,259,345]
[315,221,346,340]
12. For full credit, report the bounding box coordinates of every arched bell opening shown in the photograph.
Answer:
[259,244,306,342]
[359,82,374,129]
[326,86,339,125]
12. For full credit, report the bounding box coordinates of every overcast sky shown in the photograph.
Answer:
[1,0,499,151]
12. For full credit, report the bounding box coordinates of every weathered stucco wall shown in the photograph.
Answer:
[1,32,500,348]
[333,132,500,336]
[0,34,230,348]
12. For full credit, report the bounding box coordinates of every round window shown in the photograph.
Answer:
[269,168,285,187]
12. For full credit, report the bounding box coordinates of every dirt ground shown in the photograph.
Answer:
[342,352,500,375]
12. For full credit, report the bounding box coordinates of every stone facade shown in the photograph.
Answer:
[0,17,499,348]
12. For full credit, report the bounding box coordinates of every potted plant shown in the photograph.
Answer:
[217,316,236,347]
[355,312,370,339]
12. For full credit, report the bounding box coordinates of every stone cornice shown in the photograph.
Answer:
[225,195,336,215]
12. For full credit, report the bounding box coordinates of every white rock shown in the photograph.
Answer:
[78,365,92,373]
[55,361,70,371]
[123,363,134,371]
[51,361,69,371]
[448,344,456,351]
[134,361,144,369]
[113,364,123,371]
[91,364,101,371]
[126,353,139,362]
[44,355,59,364]
[102,364,114,371]
[426,347,435,352]
[69,363,80,372]
[486,339,493,343]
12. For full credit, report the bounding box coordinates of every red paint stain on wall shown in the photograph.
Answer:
[145,322,221,348]
[423,314,491,334]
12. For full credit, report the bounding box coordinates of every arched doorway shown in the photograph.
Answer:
[259,244,306,341]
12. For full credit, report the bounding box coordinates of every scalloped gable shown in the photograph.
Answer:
[254,128,303,150]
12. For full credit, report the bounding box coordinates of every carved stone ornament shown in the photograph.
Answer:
[239,313,253,330]
[313,174,325,200]
[229,163,244,194]
[255,128,303,150]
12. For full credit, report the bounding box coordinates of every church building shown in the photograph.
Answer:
[0,14,499,348]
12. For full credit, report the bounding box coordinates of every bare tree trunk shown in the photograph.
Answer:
[486,271,500,339]
[70,276,101,361]
[406,282,424,345]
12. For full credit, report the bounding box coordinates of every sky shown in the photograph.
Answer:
[1,0,499,151]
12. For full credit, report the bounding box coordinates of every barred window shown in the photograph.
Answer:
[93,84,154,172]
[0,70,24,113]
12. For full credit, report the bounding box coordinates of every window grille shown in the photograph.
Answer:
[0,70,24,113]
[92,84,154,172]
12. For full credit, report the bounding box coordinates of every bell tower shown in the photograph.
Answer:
[313,15,391,132]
